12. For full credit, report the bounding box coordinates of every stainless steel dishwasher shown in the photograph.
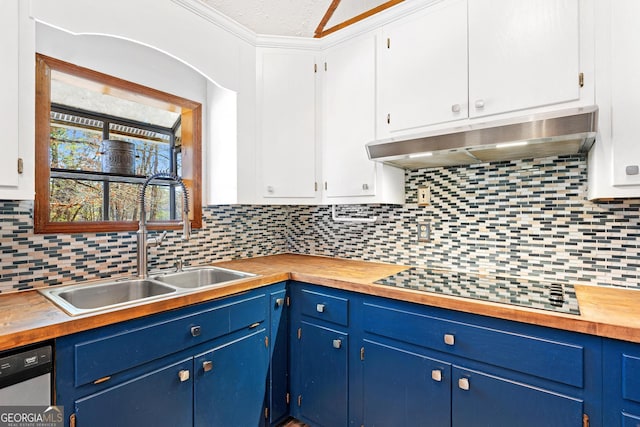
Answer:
[0,343,52,405]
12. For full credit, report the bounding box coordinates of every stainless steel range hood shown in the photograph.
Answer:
[366,106,598,169]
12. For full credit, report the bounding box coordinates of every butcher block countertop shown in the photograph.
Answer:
[1,254,640,352]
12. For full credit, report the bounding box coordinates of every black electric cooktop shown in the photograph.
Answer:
[375,268,580,315]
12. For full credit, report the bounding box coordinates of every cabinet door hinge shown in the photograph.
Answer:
[583,413,589,427]
[286,392,290,404]
[387,37,390,49]
[70,413,76,427]
[360,346,365,361]
[264,407,269,419]
[314,63,318,73]
[265,336,269,347]
[17,158,23,174]
[297,327,302,340]
[579,72,584,88]
[297,395,302,407]
[286,296,290,307]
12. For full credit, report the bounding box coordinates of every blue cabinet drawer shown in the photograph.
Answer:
[298,288,349,327]
[72,293,267,387]
[363,302,583,387]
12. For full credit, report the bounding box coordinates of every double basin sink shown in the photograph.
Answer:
[39,266,257,316]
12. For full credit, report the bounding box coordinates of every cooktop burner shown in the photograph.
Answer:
[375,268,580,315]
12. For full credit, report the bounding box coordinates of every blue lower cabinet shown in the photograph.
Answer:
[74,357,193,427]
[296,321,349,427]
[194,328,269,427]
[604,339,640,426]
[362,339,451,427]
[268,289,289,426]
[452,366,583,427]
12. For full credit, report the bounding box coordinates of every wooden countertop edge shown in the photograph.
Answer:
[1,254,640,351]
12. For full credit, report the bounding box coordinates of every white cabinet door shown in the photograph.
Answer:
[468,0,580,118]
[611,0,640,187]
[259,51,317,199]
[323,34,377,198]
[0,0,21,189]
[378,0,468,137]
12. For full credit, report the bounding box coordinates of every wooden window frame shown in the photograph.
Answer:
[34,53,202,234]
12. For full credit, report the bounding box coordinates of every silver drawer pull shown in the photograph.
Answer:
[332,339,342,349]
[431,369,442,382]
[444,334,455,346]
[178,369,190,382]
[275,298,285,307]
[191,326,201,337]
[316,303,326,313]
[458,377,470,391]
[451,104,461,113]
[202,361,213,372]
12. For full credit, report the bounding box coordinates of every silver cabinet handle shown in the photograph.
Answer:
[316,303,326,313]
[362,183,369,190]
[202,361,213,372]
[431,369,442,382]
[191,326,201,337]
[275,298,284,307]
[178,370,190,382]
[451,104,461,113]
[444,334,455,346]
[474,99,485,109]
[458,377,470,391]
[266,186,274,194]
[332,339,342,349]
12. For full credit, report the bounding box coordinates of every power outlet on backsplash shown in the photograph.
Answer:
[417,222,430,242]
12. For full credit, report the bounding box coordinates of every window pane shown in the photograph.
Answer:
[136,184,178,222]
[109,182,140,221]
[49,178,103,222]
[50,115,103,172]
[109,124,172,177]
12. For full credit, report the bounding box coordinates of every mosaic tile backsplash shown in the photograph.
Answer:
[2,155,640,294]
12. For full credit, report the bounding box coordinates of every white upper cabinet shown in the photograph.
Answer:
[468,0,580,118]
[0,0,34,200]
[377,0,586,139]
[377,0,468,138]
[588,0,640,198]
[610,0,640,188]
[322,33,404,203]
[257,49,319,202]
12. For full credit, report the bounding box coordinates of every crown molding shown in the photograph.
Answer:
[172,0,440,50]
[171,0,257,45]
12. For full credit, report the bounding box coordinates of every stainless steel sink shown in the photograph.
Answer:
[39,266,258,316]
[39,279,177,316]
[153,267,256,289]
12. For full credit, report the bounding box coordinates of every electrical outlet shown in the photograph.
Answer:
[417,222,430,242]
[418,186,430,206]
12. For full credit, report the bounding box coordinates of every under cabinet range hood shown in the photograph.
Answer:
[366,106,598,169]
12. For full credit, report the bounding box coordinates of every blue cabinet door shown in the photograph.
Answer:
[296,321,348,427]
[362,339,451,427]
[74,357,193,427]
[604,339,640,426]
[269,289,289,426]
[194,328,269,427]
[452,366,583,427]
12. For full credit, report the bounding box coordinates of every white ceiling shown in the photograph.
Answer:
[201,0,389,38]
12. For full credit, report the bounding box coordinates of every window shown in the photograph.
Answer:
[35,54,202,233]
